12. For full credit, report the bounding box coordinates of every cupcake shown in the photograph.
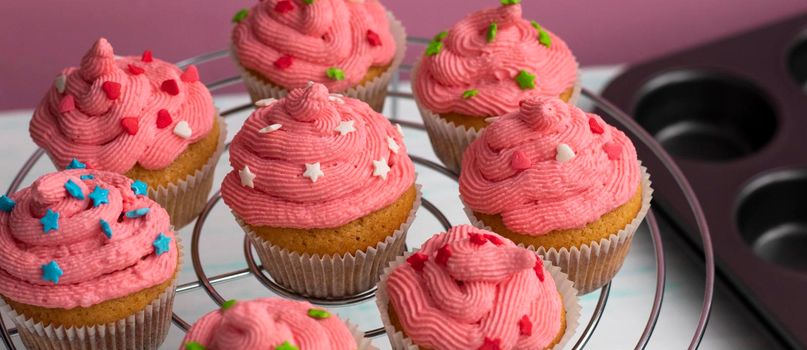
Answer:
[0,169,180,349]
[459,97,652,294]
[376,225,579,350]
[413,1,579,173]
[181,298,372,349]
[231,0,406,112]
[29,38,226,228]
[221,82,419,298]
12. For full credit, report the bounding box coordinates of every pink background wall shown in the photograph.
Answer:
[2,0,806,110]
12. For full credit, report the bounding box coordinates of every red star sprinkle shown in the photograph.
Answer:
[588,117,604,134]
[366,30,382,46]
[518,315,532,336]
[274,55,293,70]
[120,117,139,136]
[181,65,199,83]
[141,50,153,63]
[275,0,294,13]
[406,252,428,272]
[59,95,75,113]
[102,81,121,100]
[479,337,502,350]
[603,142,622,160]
[161,79,180,96]
[435,244,452,266]
[534,258,545,282]
[510,150,531,171]
[469,233,488,246]
[127,64,145,75]
[484,234,504,246]
[156,109,173,129]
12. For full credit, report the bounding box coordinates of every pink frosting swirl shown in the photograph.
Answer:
[29,38,215,173]
[182,298,356,350]
[460,97,640,234]
[232,0,397,91]
[413,4,578,117]
[0,170,177,309]
[386,225,562,349]
[221,83,415,228]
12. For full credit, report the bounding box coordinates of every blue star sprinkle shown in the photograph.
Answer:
[126,207,150,218]
[64,179,84,200]
[152,233,171,255]
[66,158,86,170]
[100,219,113,239]
[131,180,148,196]
[0,195,15,212]
[41,260,63,284]
[40,209,59,233]
[80,174,94,180]
[88,186,109,207]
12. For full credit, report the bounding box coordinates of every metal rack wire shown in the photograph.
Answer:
[0,37,714,350]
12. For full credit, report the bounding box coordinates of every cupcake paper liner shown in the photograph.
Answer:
[347,322,379,350]
[236,185,422,299]
[235,12,407,113]
[464,165,653,294]
[376,253,581,350]
[0,237,184,350]
[150,116,227,229]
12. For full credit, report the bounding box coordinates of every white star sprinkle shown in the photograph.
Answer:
[239,165,256,188]
[173,121,192,139]
[303,162,324,183]
[387,136,400,154]
[372,158,391,180]
[254,98,277,107]
[334,120,356,136]
[395,123,405,137]
[306,81,315,88]
[556,143,576,163]
[328,95,345,104]
[54,74,66,94]
[259,124,282,134]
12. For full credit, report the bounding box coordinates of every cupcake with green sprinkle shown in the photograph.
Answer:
[181,298,372,349]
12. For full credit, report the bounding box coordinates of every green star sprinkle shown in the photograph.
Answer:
[231,9,248,23]
[433,31,448,42]
[303,0,314,4]
[515,70,536,90]
[307,308,331,319]
[487,22,498,43]
[185,342,206,350]
[538,29,552,48]
[426,40,444,56]
[326,67,345,81]
[463,89,479,99]
[530,20,541,31]
[501,0,521,5]
[220,299,236,311]
[275,341,299,350]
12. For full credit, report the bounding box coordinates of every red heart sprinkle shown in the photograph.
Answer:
[275,0,294,13]
[435,244,452,266]
[366,30,382,46]
[127,64,145,75]
[534,258,545,282]
[156,109,173,129]
[479,337,502,350]
[484,234,504,246]
[510,150,531,170]
[141,50,153,63]
[274,55,293,70]
[518,315,532,336]
[161,79,180,96]
[180,65,199,83]
[102,81,121,100]
[588,117,604,134]
[406,252,428,272]
[120,117,139,136]
[603,142,622,160]
[469,233,488,246]
[59,95,75,113]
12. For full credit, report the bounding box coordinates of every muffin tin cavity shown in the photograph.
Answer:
[737,170,807,271]
[633,71,777,161]
[788,32,807,90]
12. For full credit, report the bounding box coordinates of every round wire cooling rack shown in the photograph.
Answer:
[0,37,714,350]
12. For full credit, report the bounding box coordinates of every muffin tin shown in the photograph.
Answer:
[602,12,807,349]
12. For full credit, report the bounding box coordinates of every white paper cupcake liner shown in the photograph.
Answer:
[236,185,421,299]
[235,12,407,113]
[347,321,379,350]
[149,116,227,229]
[464,165,653,294]
[0,237,184,350]
[376,253,580,350]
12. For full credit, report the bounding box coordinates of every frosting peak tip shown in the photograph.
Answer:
[285,83,337,122]
[518,97,570,130]
[79,38,117,81]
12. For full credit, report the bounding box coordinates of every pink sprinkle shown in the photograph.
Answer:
[518,315,532,336]
[435,244,452,266]
[603,142,622,160]
[180,65,200,83]
[59,95,75,113]
[127,64,145,75]
[102,81,121,100]
[510,150,531,171]
[161,79,180,96]
[533,258,545,282]
[469,233,488,246]
[156,109,173,129]
[120,117,139,136]
[366,30,382,46]
[589,117,604,134]
[484,234,504,246]
[274,55,293,70]
[275,0,294,13]
[479,337,502,350]
[406,253,428,272]
[141,50,153,63]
